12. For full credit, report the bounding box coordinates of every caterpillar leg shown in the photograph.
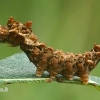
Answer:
[79,73,89,84]
[49,71,58,80]
[62,60,74,80]
[36,67,44,77]
[62,71,74,80]
[36,55,47,77]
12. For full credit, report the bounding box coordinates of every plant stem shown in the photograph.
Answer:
[0,76,100,91]
[0,78,51,84]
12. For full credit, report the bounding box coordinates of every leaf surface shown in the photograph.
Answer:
[0,53,100,91]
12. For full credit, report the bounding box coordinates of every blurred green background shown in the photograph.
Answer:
[0,0,100,100]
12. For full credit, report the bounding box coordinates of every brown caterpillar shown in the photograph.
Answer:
[0,17,100,84]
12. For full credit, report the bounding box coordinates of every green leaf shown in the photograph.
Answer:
[0,53,51,83]
[0,53,100,91]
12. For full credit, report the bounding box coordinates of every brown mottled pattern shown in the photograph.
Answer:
[0,17,100,84]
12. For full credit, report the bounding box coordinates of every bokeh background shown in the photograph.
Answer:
[0,0,100,100]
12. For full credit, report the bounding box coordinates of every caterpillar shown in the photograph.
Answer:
[0,17,100,84]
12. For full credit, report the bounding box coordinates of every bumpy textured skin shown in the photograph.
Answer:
[0,17,100,84]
